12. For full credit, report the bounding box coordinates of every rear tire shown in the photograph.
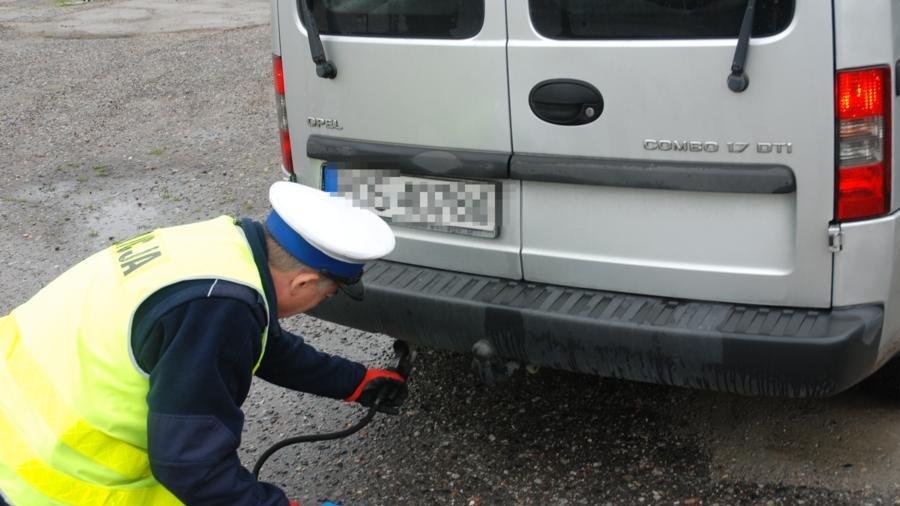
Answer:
[862,356,900,399]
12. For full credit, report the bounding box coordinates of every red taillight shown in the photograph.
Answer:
[273,55,294,177]
[837,69,886,119]
[273,56,286,95]
[280,130,294,173]
[837,164,886,219]
[835,66,891,221]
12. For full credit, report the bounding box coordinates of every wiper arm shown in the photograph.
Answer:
[727,0,757,93]
[297,0,337,79]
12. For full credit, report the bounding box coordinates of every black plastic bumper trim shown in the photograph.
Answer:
[307,135,510,179]
[310,261,883,397]
[511,153,796,194]
[307,136,796,194]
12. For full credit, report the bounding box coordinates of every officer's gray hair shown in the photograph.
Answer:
[263,226,316,274]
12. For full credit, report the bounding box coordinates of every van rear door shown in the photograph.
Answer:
[508,1,835,307]
[276,1,521,279]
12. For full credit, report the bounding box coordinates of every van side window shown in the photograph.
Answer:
[310,0,485,39]
[529,0,794,40]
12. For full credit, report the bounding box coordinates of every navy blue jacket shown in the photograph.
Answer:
[130,219,366,505]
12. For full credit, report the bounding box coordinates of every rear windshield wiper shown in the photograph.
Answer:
[727,0,757,93]
[297,0,337,79]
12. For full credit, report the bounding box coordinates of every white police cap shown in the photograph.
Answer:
[266,182,395,283]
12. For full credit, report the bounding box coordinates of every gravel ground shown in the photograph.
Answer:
[2,2,900,505]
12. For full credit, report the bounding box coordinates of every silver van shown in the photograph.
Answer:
[270,0,900,397]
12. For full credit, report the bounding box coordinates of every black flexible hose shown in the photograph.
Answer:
[252,342,412,480]
[252,401,380,479]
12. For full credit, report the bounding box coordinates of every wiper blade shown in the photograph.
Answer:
[297,0,337,79]
[727,0,757,93]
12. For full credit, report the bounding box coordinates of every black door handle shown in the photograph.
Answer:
[529,79,604,126]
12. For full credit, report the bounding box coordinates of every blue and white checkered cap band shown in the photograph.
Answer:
[266,209,365,280]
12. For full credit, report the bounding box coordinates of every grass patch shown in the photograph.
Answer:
[0,195,30,205]
[76,174,89,183]
[55,0,96,6]
[92,165,110,177]
[149,148,164,156]
[161,191,183,202]
[56,162,81,172]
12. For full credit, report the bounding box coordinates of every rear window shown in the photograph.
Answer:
[310,0,485,39]
[529,0,795,40]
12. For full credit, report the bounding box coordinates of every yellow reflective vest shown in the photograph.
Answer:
[0,216,269,506]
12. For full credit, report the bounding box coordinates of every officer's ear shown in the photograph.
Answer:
[289,271,323,293]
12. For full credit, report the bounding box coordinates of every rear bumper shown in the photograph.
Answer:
[311,261,885,397]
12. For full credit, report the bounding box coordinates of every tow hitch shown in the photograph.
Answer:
[470,339,520,385]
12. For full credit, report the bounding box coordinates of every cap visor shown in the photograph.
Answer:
[338,279,365,301]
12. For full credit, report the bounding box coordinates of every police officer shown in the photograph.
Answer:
[0,182,406,505]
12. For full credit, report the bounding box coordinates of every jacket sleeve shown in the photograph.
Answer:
[136,294,290,506]
[255,326,366,400]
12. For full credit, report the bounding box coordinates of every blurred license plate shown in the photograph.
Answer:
[324,169,498,238]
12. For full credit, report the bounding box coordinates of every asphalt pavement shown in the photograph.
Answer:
[1,1,899,505]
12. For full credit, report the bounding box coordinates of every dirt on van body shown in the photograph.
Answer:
[1,2,898,505]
